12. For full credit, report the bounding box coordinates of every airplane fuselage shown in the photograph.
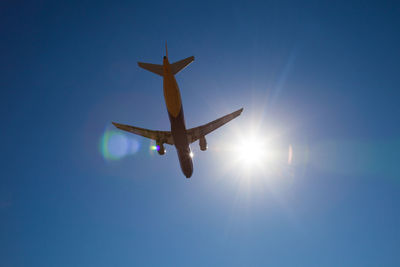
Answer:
[162,56,193,178]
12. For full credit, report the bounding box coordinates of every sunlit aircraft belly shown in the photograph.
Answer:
[163,63,193,178]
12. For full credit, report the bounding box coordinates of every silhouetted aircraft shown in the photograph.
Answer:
[113,44,243,178]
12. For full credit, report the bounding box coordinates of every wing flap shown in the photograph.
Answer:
[186,108,243,143]
[112,122,174,145]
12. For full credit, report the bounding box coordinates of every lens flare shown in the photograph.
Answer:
[148,140,159,156]
[288,145,293,165]
[100,129,140,161]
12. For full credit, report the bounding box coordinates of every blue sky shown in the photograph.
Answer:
[1,1,400,266]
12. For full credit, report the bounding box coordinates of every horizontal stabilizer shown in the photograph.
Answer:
[137,62,164,76]
[170,56,195,75]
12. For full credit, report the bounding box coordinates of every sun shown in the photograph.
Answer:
[234,135,268,167]
[223,125,287,178]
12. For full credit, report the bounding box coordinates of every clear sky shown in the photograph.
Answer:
[1,1,400,266]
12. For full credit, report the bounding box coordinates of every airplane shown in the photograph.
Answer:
[112,44,243,178]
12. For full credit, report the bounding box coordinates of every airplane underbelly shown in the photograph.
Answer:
[163,71,192,177]
[163,76,182,117]
[168,108,188,147]
[167,108,193,178]
[177,148,193,178]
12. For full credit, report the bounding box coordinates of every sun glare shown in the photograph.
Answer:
[235,136,267,167]
[221,125,289,179]
[232,131,280,170]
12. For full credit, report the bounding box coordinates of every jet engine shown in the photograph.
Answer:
[199,136,207,151]
[157,142,166,155]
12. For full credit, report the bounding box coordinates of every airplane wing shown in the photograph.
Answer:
[186,108,243,143]
[112,122,174,145]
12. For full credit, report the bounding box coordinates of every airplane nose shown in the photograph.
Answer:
[184,159,193,178]
[185,169,193,178]
[185,171,193,179]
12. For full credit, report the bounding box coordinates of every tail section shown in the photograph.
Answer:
[170,56,195,75]
[137,41,194,76]
[137,62,164,76]
[138,56,195,77]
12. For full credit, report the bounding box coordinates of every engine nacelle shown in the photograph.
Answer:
[199,136,207,151]
[157,142,166,155]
